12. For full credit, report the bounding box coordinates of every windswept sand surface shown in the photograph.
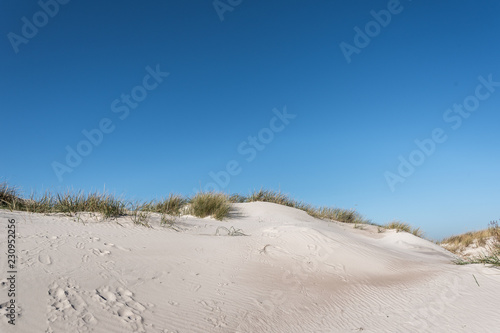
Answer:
[1,202,499,333]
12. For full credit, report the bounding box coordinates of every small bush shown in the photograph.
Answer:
[189,192,231,220]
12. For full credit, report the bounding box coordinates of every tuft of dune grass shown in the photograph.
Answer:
[150,194,187,216]
[246,189,303,208]
[189,192,231,220]
[53,191,126,218]
[306,206,370,224]
[384,220,423,238]
[0,182,24,210]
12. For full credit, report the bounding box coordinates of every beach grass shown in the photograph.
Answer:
[189,192,231,221]
[385,220,424,237]
[1,183,375,225]
[0,181,401,230]
[445,221,500,267]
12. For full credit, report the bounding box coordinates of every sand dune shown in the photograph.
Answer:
[1,202,499,332]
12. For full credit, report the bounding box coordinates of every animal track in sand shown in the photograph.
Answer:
[197,300,228,329]
[76,242,86,249]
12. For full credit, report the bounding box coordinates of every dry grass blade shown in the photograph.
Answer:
[215,226,248,236]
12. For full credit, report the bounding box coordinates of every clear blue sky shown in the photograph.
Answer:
[2,0,500,240]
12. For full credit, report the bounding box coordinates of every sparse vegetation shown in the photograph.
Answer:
[0,182,417,233]
[383,220,423,237]
[354,223,366,230]
[441,221,499,251]
[445,220,500,267]
[128,202,151,227]
[245,189,371,225]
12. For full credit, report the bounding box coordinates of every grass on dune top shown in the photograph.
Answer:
[4,182,498,266]
[1,183,373,225]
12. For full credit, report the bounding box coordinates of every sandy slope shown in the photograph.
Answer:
[0,202,499,333]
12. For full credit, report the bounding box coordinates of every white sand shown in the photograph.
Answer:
[1,202,499,333]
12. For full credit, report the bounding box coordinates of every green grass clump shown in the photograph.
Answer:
[384,220,423,237]
[53,191,125,218]
[189,192,231,220]
[150,194,187,216]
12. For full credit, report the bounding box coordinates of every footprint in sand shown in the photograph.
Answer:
[93,286,147,331]
[91,248,111,256]
[47,278,97,331]
[104,243,131,252]
[39,254,52,265]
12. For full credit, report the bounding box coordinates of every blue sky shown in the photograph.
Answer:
[2,0,500,240]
